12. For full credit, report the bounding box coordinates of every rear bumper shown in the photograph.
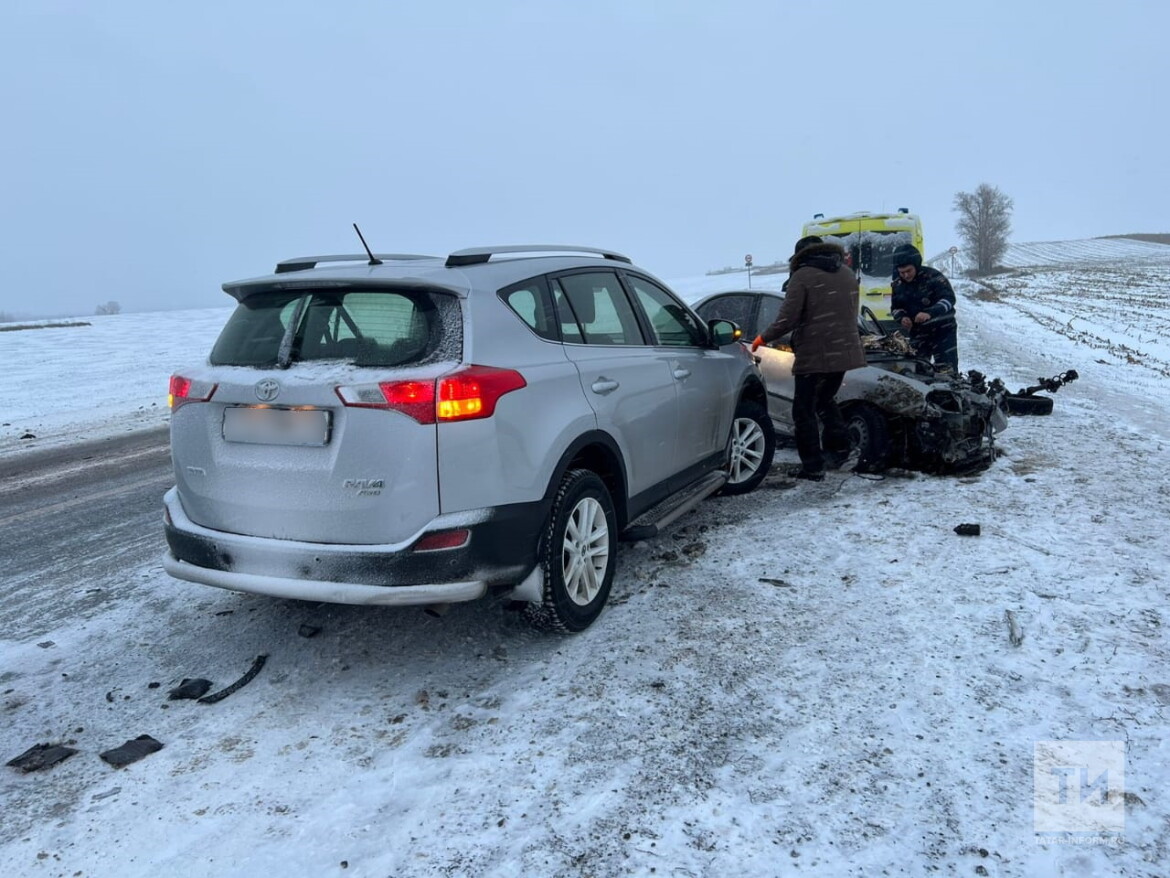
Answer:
[162,487,546,606]
[162,555,488,606]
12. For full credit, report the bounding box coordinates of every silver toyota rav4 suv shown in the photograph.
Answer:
[163,244,774,632]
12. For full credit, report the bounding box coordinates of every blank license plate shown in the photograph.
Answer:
[222,407,332,446]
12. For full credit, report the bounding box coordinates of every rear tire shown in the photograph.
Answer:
[721,399,775,495]
[1004,393,1054,416]
[524,469,617,633]
[847,404,892,472]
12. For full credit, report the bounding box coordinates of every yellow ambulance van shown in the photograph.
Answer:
[801,209,924,326]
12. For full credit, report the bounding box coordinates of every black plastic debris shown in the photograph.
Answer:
[7,743,79,773]
[758,577,792,588]
[198,654,268,705]
[99,735,164,768]
[954,523,981,536]
[298,624,322,638]
[168,678,213,700]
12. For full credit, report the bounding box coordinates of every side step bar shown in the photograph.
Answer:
[621,471,727,542]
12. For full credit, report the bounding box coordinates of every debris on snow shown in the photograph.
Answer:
[198,655,267,705]
[99,735,164,768]
[1004,610,1024,647]
[758,577,793,588]
[168,678,213,700]
[6,743,79,773]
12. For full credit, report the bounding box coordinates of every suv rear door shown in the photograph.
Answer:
[551,270,682,496]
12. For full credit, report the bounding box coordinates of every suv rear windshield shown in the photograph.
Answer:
[210,288,462,368]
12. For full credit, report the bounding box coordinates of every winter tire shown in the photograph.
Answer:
[1004,393,1054,416]
[721,399,775,495]
[524,469,617,633]
[846,404,892,473]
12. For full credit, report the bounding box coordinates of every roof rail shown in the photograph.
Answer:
[444,245,632,268]
[274,253,436,274]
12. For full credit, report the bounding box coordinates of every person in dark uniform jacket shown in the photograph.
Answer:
[752,236,866,481]
[890,244,958,372]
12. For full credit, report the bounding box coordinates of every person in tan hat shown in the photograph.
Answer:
[752,236,865,480]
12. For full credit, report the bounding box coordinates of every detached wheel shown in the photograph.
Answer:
[847,404,892,473]
[524,469,617,633]
[1004,393,1054,416]
[721,399,775,495]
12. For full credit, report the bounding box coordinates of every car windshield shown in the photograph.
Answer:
[209,288,461,368]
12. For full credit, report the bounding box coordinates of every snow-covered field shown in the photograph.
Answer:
[997,238,1170,270]
[1,239,1168,877]
[0,308,232,455]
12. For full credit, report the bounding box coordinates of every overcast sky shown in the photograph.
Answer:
[2,0,1166,317]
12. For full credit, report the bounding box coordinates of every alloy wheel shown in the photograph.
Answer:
[728,416,767,484]
[560,496,610,606]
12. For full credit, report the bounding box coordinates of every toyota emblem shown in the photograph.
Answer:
[254,378,281,402]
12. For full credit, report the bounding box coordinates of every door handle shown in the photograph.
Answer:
[591,379,619,394]
[673,368,691,380]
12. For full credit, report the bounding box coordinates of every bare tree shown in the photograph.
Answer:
[95,300,122,315]
[953,184,1013,275]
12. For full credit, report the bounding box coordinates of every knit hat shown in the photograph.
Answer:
[892,244,923,269]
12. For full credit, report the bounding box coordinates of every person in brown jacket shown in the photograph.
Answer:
[751,236,866,480]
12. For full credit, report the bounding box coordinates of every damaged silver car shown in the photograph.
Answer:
[692,292,1008,473]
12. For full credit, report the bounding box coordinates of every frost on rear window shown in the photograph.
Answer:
[822,230,913,281]
[210,289,462,368]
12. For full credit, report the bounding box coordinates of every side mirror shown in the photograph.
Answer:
[707,318,741,347]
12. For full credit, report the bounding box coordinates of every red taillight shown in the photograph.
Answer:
[168,374,217,409]
[437,366,526,421]
[336,380,437,423]
[335,366,525,424]
[412,529,471,552]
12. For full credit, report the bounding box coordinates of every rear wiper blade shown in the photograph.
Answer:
[277,294,311,369]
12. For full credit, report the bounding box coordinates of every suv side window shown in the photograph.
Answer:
[624,274,706,346]
[552,272,645,346]
[499,277,558,341]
